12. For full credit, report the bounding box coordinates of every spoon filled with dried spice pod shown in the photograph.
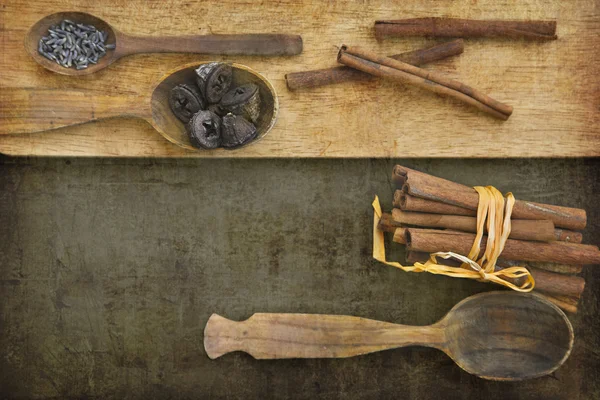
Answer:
[25,11,303,76]
[169,62,266,149]
[1,61,278,151]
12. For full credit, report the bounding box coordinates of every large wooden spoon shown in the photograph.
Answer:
[0,62,278,151]
[204,291,573,381]
[25,12,303,76]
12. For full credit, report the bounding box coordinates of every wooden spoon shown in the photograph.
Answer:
[204,291,573,381]
[25,12,303,76]
[0,62,278,151]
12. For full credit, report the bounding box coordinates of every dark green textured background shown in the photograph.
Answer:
[1,157,598,399]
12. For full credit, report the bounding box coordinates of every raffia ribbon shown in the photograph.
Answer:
[372,186,535,292]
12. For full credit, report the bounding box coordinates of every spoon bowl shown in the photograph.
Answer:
[150,62,278,150]
[439,291,574,380]
[204,291,574,380]
[25,11,302,76]
[25,12,118,76]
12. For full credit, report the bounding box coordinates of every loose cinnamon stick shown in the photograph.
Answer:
[403,228,600,265]
[391,208,556,242]
[406,250,584,275]
[286,40,464,90]
[394,165,587,230]
[374,18,557,41]
[337,46,512,120]
[394,191,476,216]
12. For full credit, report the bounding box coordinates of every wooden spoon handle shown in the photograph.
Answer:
[204,313,444,359]
[0,88,150,135]
[119,34,302,56]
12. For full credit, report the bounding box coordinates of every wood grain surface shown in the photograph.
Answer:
[204,313,444,360]
[1,157,598,397]
[0,0,598,157]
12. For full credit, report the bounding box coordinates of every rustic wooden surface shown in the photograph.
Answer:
[0,0,598,157]
[1,157,599,398]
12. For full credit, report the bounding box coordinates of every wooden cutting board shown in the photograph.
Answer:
[0,0,598,157]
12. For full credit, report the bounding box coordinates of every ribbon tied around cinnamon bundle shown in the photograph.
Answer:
[373,186,535,292]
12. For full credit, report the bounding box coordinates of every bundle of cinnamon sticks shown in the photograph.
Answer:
[377,165,599,313]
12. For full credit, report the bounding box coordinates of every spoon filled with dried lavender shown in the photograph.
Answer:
[25,12,303,76]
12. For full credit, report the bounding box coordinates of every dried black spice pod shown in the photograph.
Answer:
[195,62,233,104]
[208,103,227,117]
[187,110,222,149]
[220,83,261,123]
[169,84,206,123]
[221,113,258,149]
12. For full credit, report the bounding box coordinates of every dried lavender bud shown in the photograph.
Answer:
[220,83,261,123]
[187,110,222,149]
[195,62,233,104]
[37,19,115,70]
[221,113,258,149]
[169,84,206,123]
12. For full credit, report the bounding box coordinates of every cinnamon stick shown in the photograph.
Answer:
[403,228,600,265]
[404,251,585,300]
[538,294,578,314]
[377,218,408,243]
[286,40,464,90]
[495,264,584,299]
[394,165,587,230]
[392,172,407,189]
[391,208,556,242]
[554,228,583,244]
[337,46,512,120]
[394,191,583,243]
[379,212,463,240]
[524,268,585,299]
[374,18,557,40]
[406,250,584,275]
[500,259,583,275]
[394,191,476,216]
[378,213,402,233]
